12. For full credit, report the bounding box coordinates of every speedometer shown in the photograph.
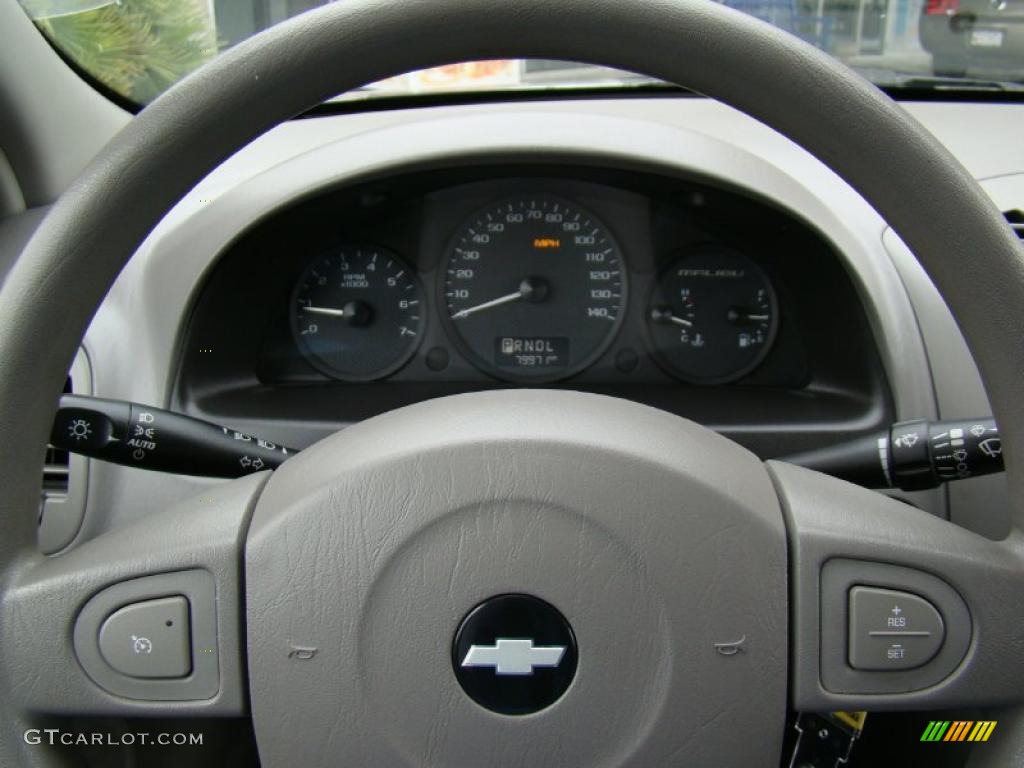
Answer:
[442,195,627,381]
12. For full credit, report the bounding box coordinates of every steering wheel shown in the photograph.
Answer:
[3,0,1024,765]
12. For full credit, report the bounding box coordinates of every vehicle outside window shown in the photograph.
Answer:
[920,0,1024,77]
[16,0,1024,105]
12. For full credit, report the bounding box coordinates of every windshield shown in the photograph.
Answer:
[18,0,1024,106]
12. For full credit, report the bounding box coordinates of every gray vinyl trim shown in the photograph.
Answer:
[37,347,92,554]
[0,205,49,287]
[0,147,25,216]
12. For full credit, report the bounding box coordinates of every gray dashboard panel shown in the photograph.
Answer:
[0,98,1015,542]
[76,106,955,539]
[2,99,1013,542]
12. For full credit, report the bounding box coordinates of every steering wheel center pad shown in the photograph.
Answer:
[246,390,786,764]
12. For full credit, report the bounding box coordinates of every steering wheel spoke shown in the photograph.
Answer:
[1,472,266,718]
[770,460,1024,710]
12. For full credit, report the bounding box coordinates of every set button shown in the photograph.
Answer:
[848,586,944,671]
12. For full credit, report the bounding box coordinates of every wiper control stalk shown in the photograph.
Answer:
[781,418,1004,491]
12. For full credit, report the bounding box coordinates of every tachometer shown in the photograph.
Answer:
[442,195,626,381]
[647,248,777,384]
[291,245,423,381]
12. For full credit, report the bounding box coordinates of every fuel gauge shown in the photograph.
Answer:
[648,248,778,384]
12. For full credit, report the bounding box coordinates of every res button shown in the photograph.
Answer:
[98,596,192,679]
[848,586,945,671]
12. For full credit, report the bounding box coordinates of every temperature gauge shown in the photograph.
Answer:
[648,248,778,384]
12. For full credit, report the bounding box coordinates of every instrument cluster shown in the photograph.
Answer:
[285,186,779,385]
[176,164,891,456]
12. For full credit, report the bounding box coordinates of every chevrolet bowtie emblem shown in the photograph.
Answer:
[461,638,566,675]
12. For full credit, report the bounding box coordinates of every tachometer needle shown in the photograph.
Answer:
[300,301,373,327]
[301,305,349,317]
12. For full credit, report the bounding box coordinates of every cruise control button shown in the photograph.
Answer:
[848,586,944,671]
[98,596,192,679]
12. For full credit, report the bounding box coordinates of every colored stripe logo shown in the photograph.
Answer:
[921,721,997,742]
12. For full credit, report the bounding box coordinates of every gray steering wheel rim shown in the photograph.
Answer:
[1,0,1023,762]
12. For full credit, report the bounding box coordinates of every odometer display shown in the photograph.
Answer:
[442,196,626,381]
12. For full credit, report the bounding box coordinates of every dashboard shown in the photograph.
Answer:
[6,97,1010,543]
[174,164,890,460]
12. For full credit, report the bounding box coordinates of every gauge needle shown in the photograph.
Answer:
[301,305,349,317]
[300,301,373,327]
[650,306,693,328]
[451,277,550,320]
[726,307,770,324]
[451,291,523,320]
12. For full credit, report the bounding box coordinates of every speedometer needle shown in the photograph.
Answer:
[451,276,550,320]
[451,291,523,320]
